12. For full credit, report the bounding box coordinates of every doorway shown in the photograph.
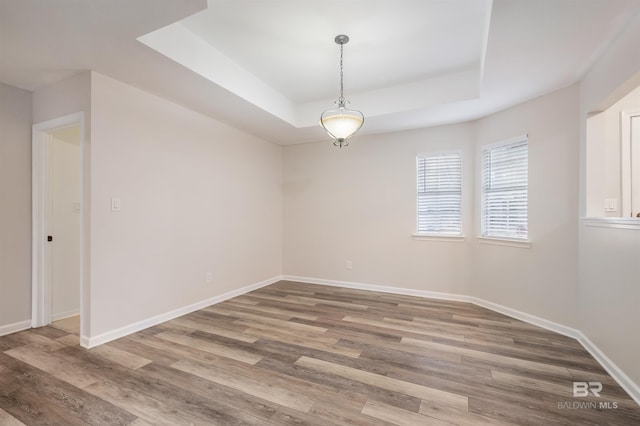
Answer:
[50,125,81,322]
[32,113,85,339]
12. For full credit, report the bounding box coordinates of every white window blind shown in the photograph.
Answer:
[481,137,528,239]
[416,152,462,235]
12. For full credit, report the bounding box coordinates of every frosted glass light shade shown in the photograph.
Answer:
[320,107,364,147]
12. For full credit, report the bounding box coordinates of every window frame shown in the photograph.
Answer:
[479,135,530,245]
[414,150,464,239]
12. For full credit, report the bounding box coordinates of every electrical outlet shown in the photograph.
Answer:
[206,272,213,283]
[346,260,352,270]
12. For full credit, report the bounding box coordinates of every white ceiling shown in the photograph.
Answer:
[1,0,639,145]
[180,1,489,103]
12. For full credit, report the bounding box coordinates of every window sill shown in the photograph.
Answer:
[582,217,640,230]
[413,234,465,243]
[477,236,531,249]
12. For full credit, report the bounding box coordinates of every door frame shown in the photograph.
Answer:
[32,112,85,335]
[621,109,640,218]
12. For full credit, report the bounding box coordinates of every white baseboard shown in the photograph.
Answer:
[80,335,91,347]
[0,319,31,337]
[468,297,581,339]
[283,275,473,302]
[282,275,639,405]
[52,309,80,322]
[577,333,640,406]
[84,275,282,348]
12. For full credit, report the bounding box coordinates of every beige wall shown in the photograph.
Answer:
[472,84,580,328]
[579,11,640,388]
[283,123,475,295]
[284,85,580,329]
[3,71,283,343]
[33,72,92,125]
[89,73,282,337]
[0,83,32,332]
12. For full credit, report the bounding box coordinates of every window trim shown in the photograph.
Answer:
[413,234,466,242]
[479,134,529,243]
[477,236,531,248]
[415,150,463,238]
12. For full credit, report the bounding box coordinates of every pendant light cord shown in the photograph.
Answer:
[338,42,345,106]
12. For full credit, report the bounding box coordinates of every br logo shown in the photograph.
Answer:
[573,381,602,397]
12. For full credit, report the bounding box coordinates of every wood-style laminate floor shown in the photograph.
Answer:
[1,281,638,425]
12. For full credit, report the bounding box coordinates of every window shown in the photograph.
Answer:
[416,152,462,235]
[481,136,528,240]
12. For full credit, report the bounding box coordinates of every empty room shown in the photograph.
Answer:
[1,0,639,424]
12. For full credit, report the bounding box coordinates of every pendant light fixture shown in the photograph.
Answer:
[320,34,364,148]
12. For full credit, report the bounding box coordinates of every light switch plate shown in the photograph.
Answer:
[111,197,122,212]
[604,198,617,212]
